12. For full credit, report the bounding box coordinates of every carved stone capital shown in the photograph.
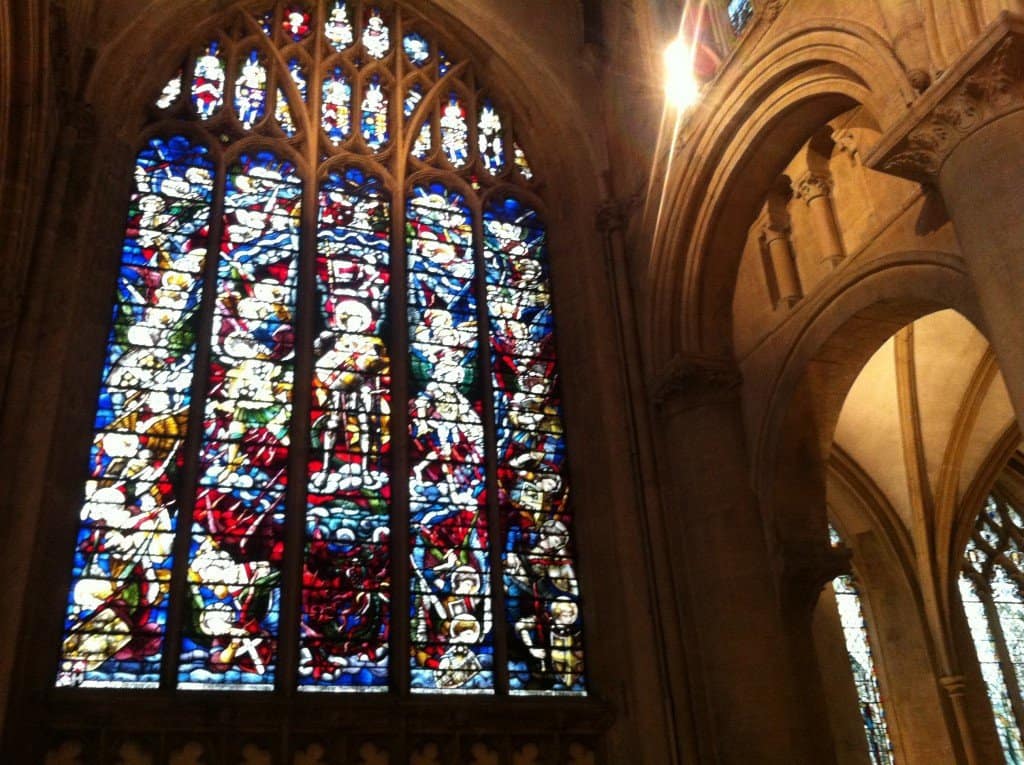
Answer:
[939,674,968,698]
[867,16,1024,184]
[778,540,852,615]
[761,222,790,243]
[651,353,741,410]
[793,171,832,203]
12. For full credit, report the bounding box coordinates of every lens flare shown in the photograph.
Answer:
[664,37,700,111]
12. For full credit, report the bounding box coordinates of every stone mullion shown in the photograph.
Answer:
[469,191,510,696]
[390,5,412,706]
[276,0,325,694]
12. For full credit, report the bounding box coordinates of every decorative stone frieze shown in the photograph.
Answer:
[867,16,1024,185]
[651,352,742,410]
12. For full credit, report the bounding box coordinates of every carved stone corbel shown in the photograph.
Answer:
[595,192,642,234]
[650,352,742,411]
[866,16,1024,185]
[777,539,852,616]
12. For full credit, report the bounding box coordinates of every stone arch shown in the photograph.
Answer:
[754,254,1024,762]
[646,22,914,367]
[756,253,982,545]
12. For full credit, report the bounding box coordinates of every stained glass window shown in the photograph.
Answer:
[961,495,1024,761]
[727,0,754,34]
[829,526,895,764]
[58,1,585,699]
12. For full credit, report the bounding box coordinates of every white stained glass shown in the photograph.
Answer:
[513,142,533,180]
[960,574,1024,762]
[325,1,355,51]
[156,71,182,110]
[363,8,390,59]
[834,574,895,765]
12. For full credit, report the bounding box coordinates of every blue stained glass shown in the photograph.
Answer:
[180,152,301,690]
[57,136,215,689]
[301,169,392,691]
[728,0,754,34]
[360,74,389,152]
[407,185,493,693]
[404,32,429,65]
[322,68,352,145]
[438,49,453,76]
[484,197,585,695]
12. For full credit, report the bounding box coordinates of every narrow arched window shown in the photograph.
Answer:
[58,1,585,698]
[960,494,1024,759]
[829,525,896,764]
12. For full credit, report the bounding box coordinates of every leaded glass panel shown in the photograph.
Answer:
[59,0,584,699]
[829,526,895,764]
[962,495,1024,761]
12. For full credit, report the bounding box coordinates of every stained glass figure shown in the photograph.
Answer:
[478,101,505,175]
[192,41,225,120]
[440,94,469,168]
[961,496,1024,761]
[513,142,533,180]
[275,58,308,137]
[322,67,352,145]
[360,74,389,152]
[282,6,312,41]
[301,169,392,691]
[407,185,493,693]
[362,8,390,60]
[829,527,895,765]
[484,197,584,695]
[57,136,215,688]
[412,122,432,161]
[405,86,424,122]
[235,50,268,130]
[63,5,569,699]
[156,70,182,110]
[404,32,429,66]
[179,152,301,689]
[325,1,354,51]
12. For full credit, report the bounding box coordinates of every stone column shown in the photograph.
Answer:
[940,675,981,765]
[762,224,801,307]
[795,171,845,269]
[868,14,1024,430]
[867,16,1024,762]
[651,354,838,765]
